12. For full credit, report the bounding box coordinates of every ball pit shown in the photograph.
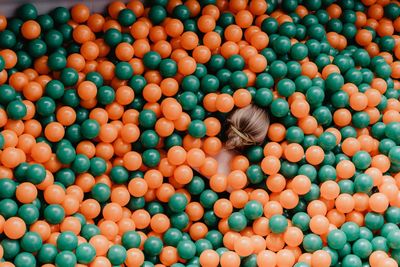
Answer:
[0,0,399,266]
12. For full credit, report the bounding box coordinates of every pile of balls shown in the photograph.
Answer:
[0,0,400,266]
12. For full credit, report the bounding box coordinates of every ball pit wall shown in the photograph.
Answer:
[1,0,113,17]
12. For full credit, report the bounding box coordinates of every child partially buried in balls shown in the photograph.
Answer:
[193,104,270,186]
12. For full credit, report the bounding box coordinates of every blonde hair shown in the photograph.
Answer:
[225,104,270,150]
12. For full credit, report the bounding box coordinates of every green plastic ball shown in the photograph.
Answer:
[246,146,264,163]
[358,227,373,242]
[1,238,20,260]
[298,164,317,182]
[164,228,183,247]
[13,163,29,182]
[203,210,218,228]
[381,223,399,239]
[89,157,107,176]
[20,231,42,253]
[186,176,205,195]
[0,178,16,199]
[290,43,308,61]
[143,51,162,70]
[182,75,200,92]
[354,174,373,193]
[110,166,129,184]
[230,71,248,89]
[45,29,64,49]
[226,55,245,71]
[91,183,111,203]
[254,88,273,107]
[255,73,274,89]
[0,30,17,49]
[14,252,37,267]
[57,231,78,251]
[342,254,362,267]
[195,239,213,256]
[139,110,157,129]
[327,229,347,250]
[280,161,299,179]
[55,168,75,187]
[392,249,400,265]
[277,78,296,97]
[56,145,76,165]
[207,55,225,72]
[269,60,287,79]
[302,136,318,150]
[243,200,263,220]
[37,14,54,31]
[107,245,127,265]
[149,5,167,24]
[385,207,400,224]
[365,212,385,231]
[271,98,289,118]
[387,230,400,249]
[303,234,323,252]
[75,243,96,264]
[371,236,389,252]
[118,8,136,26]
[142,149,161,167]
[60,67,78,86]
[55,251,77,267]
[341,222,360,242]
[246,165,264,184]
[228,212,247,232]
[61,89,80,108]
[144,236,163,256]
[44,204,65,225]
[0,85,16,105]
[352,239,372,259]
[164,133,183,149]
[81,119,100,139]
[159,58,177,78]
[205,230,223,249]
[71,154,90,174]
[96,85,115,105]
[115,62,133,80]
[140,130,159,148]
[177,240,196,260]
[26,163,46,184]
[389,146,400,165]
[38,244,57,264]
[261,17,278,34]
[269,214,288,234]
[179,91,198,111]
[201,74,219,93]
[188,120,207,138]
[313,106,332,126]
[18,204,39,225]
[81,225,100,241]
[306,86,325,106]
[122,230,141,249]
[36,96,56,117]
[45,80,65,100]
[17,3,38,20]
[6,100,27,120]
[293,263,310,267]
[104,28,122,47]
[272,36,291,55]
[168,193,188,213]
[85,72,103,88]
[352,151,372,170]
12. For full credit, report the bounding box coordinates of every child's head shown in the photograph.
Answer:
[225,104,270,150]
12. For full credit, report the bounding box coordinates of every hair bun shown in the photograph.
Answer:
[225,135,243,150]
